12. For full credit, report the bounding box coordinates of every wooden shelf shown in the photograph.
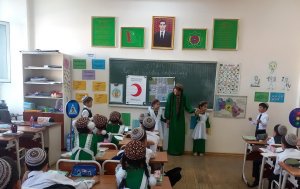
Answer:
[24,96,63,99]
[24,81,63,85]
[24,67,62,71]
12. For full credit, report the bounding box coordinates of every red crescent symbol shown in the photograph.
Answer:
[131,83,142,97]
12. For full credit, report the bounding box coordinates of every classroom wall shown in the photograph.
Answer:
[0,0,28,114]
[6,0,300,153]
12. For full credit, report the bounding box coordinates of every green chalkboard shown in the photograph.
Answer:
[109,58,217,109]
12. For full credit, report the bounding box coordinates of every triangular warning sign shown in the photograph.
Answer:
[69,104,78,115]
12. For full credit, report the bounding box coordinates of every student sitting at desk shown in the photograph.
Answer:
[142,116,160,154]
[92,114,108,143]
[115,127,155,165]
[22,148,96,189]
[71,117,98,160]
[116,140,156,189]
[248,124,287,187]
[107,111,123,145]
[0,156,20,189]
[268,133,300,189]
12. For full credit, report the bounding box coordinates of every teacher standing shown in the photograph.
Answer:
[164,83,196,155]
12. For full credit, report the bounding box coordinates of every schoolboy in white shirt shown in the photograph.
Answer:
[248,102,269,137]
[268,133,300,189]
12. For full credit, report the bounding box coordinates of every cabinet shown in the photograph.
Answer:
[22,51,72,149]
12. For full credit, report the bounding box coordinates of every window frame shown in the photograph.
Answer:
[0,21,11,83]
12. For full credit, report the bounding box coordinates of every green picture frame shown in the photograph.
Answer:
[182,28,207,49]
[212,18,239,50]
[121,27,145,48]
[91,17,115,47]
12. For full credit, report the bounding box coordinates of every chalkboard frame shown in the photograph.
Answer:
[109,58,217,109]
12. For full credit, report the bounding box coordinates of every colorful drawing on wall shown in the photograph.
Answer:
[94,94,108,104]
[214,95,246,118]
[281,76,291,91]
[149,77,175,103]
[267,61,277,90]
[93,81,106,91]
[82,70,95,80]
[73,81,86,90]
[75,93,88,102]
[92,59,105,69]
[182,29,207,49]
[121,27,144,48]
[73,59,86,69]
[270,92,285,103]
[254,92,269,102]
[110,84,123,103]
[216,64,240,94]
[250,75,261,87]
[126,75,147,105]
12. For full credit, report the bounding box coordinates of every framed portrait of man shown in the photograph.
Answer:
[152,16,175,50]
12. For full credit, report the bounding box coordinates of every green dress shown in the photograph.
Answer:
[71,133,98,160]
[165,92,195,155]
[125,167,145,189]
[106,123,120,145]
[193,117,210,153]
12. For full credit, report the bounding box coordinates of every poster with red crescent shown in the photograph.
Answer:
[126,75,147,105]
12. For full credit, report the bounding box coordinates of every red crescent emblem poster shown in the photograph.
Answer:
[126,75,147,105]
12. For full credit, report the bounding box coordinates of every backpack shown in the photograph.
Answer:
[164,167,182,186]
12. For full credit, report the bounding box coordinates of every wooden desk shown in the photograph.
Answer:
[241,136,267,185]
[0,134,22,178]
[1,122,61,166]
[92,175,172,189]
[279,162,300,189]
[119,137,163,149]
[96,150,168,164]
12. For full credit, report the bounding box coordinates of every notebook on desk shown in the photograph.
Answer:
[242,136,257,141]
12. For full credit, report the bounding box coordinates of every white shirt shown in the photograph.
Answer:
[273,148,300,175]
[81,106,91,118]
[22,171,95,189]
[250,112,269,130]
[146,131,160,153]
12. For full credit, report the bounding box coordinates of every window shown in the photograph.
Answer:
[0,21,10,82]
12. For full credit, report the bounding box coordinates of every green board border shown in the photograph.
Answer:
[91,17,115,47]
[121,27,144,48]
[212,19,239,50]
[182,28,207,50]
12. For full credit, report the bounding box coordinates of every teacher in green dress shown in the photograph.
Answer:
[165,83,197,156]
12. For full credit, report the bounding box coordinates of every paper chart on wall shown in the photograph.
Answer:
[216,64,240,94]
[126,75,147,105]
[214,95,247,118]
[149,77,175,103]
[110,84,123,103]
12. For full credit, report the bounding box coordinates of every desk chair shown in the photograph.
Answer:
[56,159,101,175]
[101,160,120,175]
[98,142,118,150]
[0,110,11,123]
[271,158,300,189]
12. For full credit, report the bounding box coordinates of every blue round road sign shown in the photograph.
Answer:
[289,108,300,128]
[65,100,80,118]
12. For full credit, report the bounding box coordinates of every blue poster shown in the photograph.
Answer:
[92,59,105,69]
[269,92,285,103]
